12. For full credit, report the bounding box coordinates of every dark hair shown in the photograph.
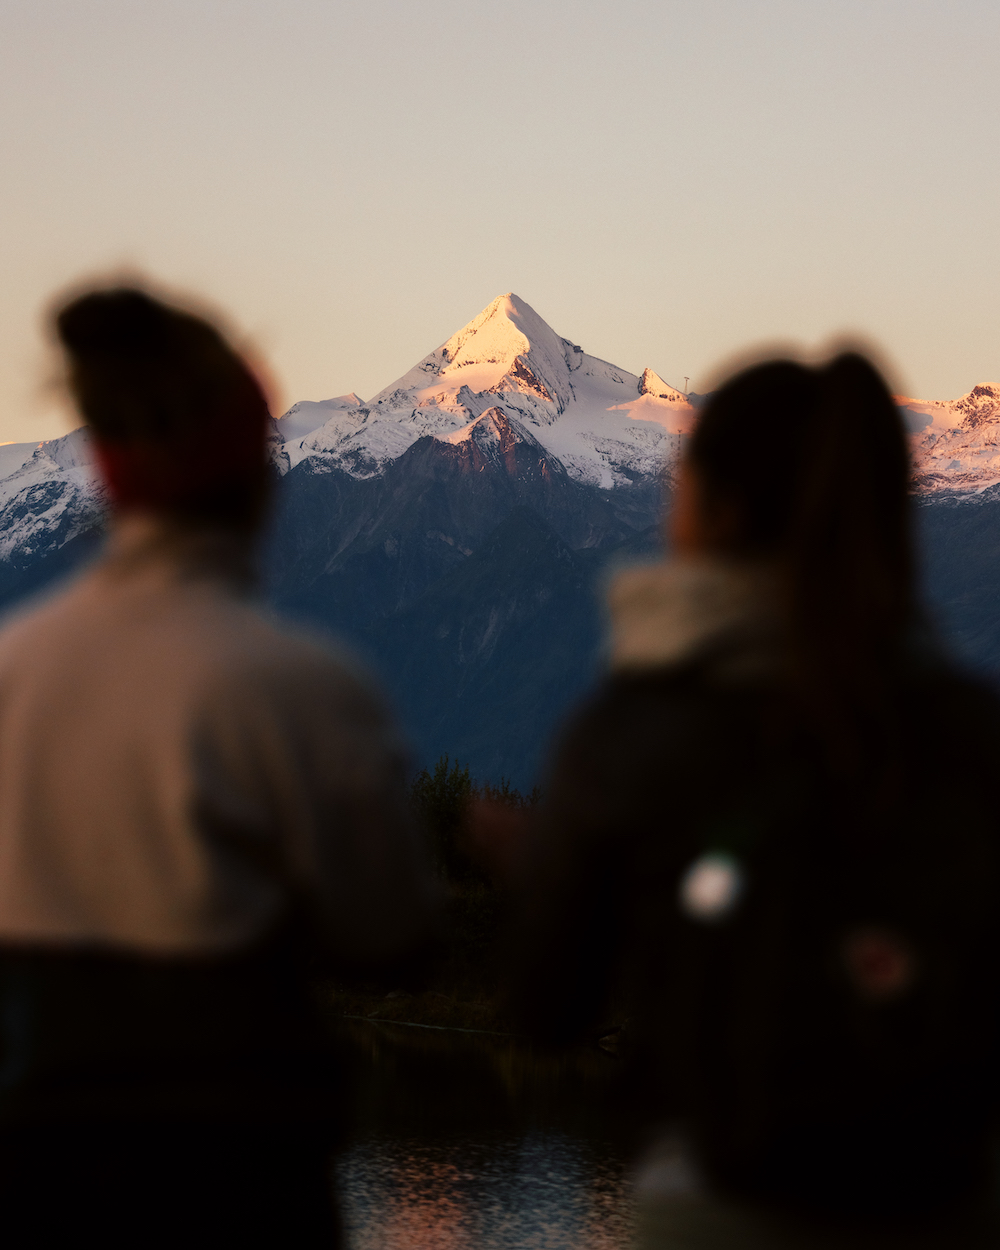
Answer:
[54,287,269,523]
[688,353,913,771]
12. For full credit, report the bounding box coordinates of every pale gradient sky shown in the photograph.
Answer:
[1,0,998,442]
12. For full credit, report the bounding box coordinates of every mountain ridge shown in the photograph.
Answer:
[1,295,997,548]
[0,296,998,783]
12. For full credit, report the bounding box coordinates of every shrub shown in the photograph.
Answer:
[410,756,540,885]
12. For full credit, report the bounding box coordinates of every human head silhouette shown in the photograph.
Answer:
[55,286,270,527]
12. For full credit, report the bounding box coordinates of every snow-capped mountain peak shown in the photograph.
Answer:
[639,368,687,402]
[952,384,1000,429]
[278,293,696,489]
[369,293,578,421]
[441,295,537,369]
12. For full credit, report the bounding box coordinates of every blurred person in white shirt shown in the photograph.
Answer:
[0,285,439,1248]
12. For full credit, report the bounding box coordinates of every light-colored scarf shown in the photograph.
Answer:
[607,558,783,674]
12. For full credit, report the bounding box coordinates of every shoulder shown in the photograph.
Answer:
[0,568,102,665]
[540,662,761,833]
[181,608,406,792]
[553,662,760,769]
[203,606,393,727]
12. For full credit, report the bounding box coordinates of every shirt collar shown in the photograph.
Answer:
[96,510,258,594]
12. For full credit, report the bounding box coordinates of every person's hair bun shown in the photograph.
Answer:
[56,289,173,359]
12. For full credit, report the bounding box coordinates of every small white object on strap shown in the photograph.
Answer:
[679,852,744,922]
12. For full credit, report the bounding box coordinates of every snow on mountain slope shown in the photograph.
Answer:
[276,294,696,488]
[0,428,103,561]
[0,442,40,479]
[901,385,1000,492]
[2,292,998,572]
[279,393,365,443]
[271,293,1000,497]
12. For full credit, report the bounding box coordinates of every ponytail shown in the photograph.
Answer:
[688,353,914,773]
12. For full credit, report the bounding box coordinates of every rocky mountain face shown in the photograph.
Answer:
[902,385,1000,493]
[0,429,105,606]
[1,295,998,784]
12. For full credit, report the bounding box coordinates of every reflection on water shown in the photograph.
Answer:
[333,1020,637,1248]
[338,1130,635,1249]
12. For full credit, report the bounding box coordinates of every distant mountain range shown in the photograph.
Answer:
[0,294,998,784]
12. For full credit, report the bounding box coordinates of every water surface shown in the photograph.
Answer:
[334,1020,637,1248]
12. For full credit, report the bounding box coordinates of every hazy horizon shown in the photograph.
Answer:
[2,0,999,443]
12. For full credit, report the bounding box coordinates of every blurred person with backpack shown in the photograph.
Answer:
[0,285,438,1246]
[506,354,1000,1246]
